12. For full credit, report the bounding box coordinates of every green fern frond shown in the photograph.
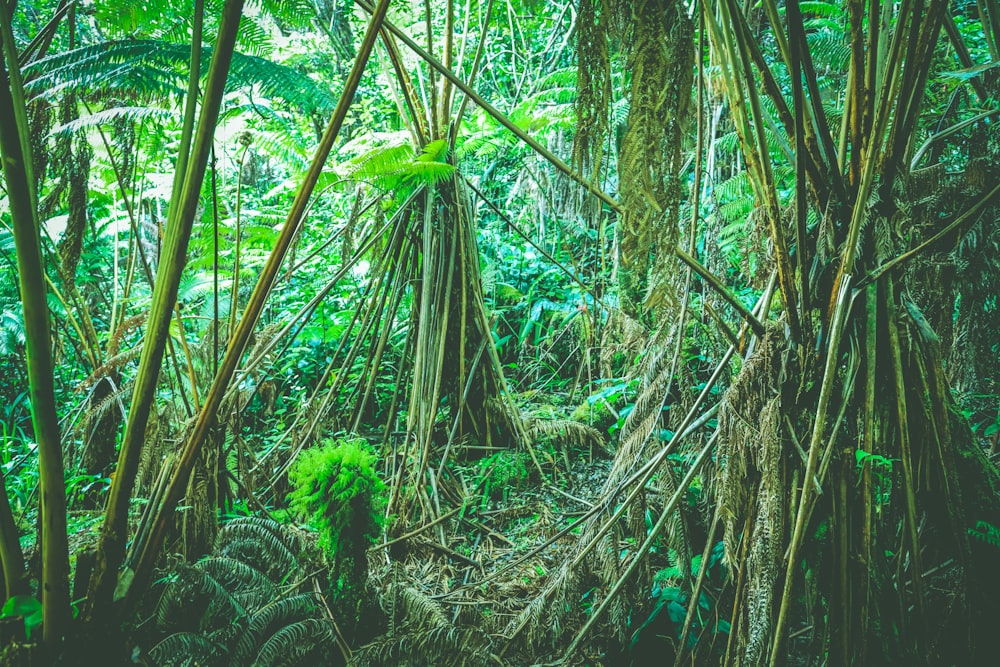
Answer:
[969,521,1000,548]
[196,557,278,613]
[714,131,742,155]
[718,198,756,226]
[229,594,321,666]
[256,0,317,31]
[25,41,336,115]
[418,139,450,163]
[51,106,176,137]
[251,619,337,666]
[216,517,301,583]
[237,14,274,58]
[156,566,247,635]
[149,632,227,667]
[714,169,752,201]
[807,31,850,72]
[799,0,845,18]
[348,139,456,190]
[0,309,26,356]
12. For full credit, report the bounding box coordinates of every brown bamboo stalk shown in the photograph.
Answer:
[859,282,877,665]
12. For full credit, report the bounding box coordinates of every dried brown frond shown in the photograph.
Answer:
[76,345,142,393]
[742,397,784,666]
[599,309,649,376]
[107,313,147,357]
[716,323,785,567]
[574,0,612,180]
[355,581,498,666]
[525,418,607,455]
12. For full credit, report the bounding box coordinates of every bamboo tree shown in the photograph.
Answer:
[123,0,395,607]
[0,3,70,644]
[86,0,246,616]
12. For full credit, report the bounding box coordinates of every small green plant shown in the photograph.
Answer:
[855,449,895,513]
[288,437,386,606]
[478,451,530,505]
[969,520,1000,549]
[631,541,729,658]
[0,595,42,641]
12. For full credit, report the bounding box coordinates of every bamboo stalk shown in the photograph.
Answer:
[86,0,245,616]
[769,277,854,665]
[0,7,70,642]
[859,282,877,666]
[123,0,395,609]
[884,278,927,647]
[0,471,27,599]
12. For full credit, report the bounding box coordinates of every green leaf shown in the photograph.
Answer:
[1,595,43,639]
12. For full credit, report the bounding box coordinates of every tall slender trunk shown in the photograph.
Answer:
[0,4,70,645]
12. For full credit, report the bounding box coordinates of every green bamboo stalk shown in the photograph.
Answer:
[86,0,245,615]
[169,0,205,219]
[0,6,70,644]
[124,0,395,608]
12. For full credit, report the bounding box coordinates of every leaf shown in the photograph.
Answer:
[939,61,1000,82]
[1,595,42,618]
[1,595,43,639]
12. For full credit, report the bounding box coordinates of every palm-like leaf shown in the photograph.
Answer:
[25,41,336,115]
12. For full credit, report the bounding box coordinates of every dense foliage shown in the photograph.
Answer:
[0,0,999,665]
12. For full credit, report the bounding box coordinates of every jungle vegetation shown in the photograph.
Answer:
[1,0,999,665]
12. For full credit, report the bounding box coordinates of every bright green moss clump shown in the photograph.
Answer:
[288,437,386,607]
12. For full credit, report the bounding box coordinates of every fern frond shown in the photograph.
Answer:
[51,106,176,137]
[196,557,278,613]
[251,618,337,667]
[149,632,227,667]
[397,586,450,631]
[806,31,850,72]
[525,419,607,454]
[347,138,456,190]
[156,566,247,635]
[215,517,301,583]
[230,594,321,666]
[25,41,336,115]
